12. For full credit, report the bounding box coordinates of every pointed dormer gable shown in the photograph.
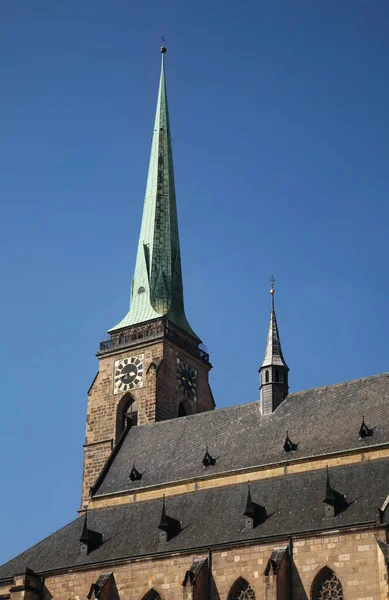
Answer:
[359,416,374,439]
[158,496,181,542]
[79,509,103,555]
[323,467,348,519]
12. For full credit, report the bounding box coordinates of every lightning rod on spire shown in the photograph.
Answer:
[270,276,275,310]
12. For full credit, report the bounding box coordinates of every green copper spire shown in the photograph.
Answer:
[109,47,199,339]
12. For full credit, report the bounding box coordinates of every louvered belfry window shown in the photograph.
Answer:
[313,568,343,600]
[229,579,256,600]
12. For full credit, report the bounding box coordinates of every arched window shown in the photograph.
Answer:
[265,370,269,383]
[275,369,280,382]
[177,398,192,417]
[116,393,138,441]
[312,567,343,600]
[140,590,163,600]
[228,578,255,600]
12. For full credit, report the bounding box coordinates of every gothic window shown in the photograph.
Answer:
[265,370,269,383]
[275,369,280,382]
[312,567,343,600]
[228,578,256,600]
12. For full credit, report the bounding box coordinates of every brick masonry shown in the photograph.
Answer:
[2,529,388,600]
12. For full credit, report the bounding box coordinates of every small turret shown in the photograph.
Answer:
[259,277,289,415]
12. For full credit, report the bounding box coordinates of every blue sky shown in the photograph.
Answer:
[1,0,389,563]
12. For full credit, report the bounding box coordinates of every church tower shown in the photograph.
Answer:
[81,47,214,507]
[259,278,289,415]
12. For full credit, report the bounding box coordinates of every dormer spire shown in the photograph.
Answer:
[259,278,289,415]
[325,467,336,504]
[244,484,255,530]
[109,47,198,339]
[244,484,255,518]
[158,495,169,532]
[80,507,90,545]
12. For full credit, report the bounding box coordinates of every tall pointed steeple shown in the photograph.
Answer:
[83,46,214,509]
[110,46,198,339]
[259,277,289,415]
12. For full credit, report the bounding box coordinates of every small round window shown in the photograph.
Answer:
[138,286,145,294]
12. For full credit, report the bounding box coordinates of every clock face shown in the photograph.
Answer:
[176,358,198,401]
[114,355,144,394]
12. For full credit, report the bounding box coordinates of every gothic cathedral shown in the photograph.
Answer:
[1,46,389,600]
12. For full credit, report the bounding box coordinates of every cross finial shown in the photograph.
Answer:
[161,37,167,54]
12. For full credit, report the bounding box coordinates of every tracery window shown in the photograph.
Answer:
[228,578,256,600]
[312,567,343,600]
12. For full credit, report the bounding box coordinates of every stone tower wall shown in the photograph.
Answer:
[81,330,213,507]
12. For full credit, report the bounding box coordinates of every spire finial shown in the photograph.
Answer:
[161,36,167,54]
[270,275,275,310]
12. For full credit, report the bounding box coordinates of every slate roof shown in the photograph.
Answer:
[0,460,387,579]
[93,373,389,497]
